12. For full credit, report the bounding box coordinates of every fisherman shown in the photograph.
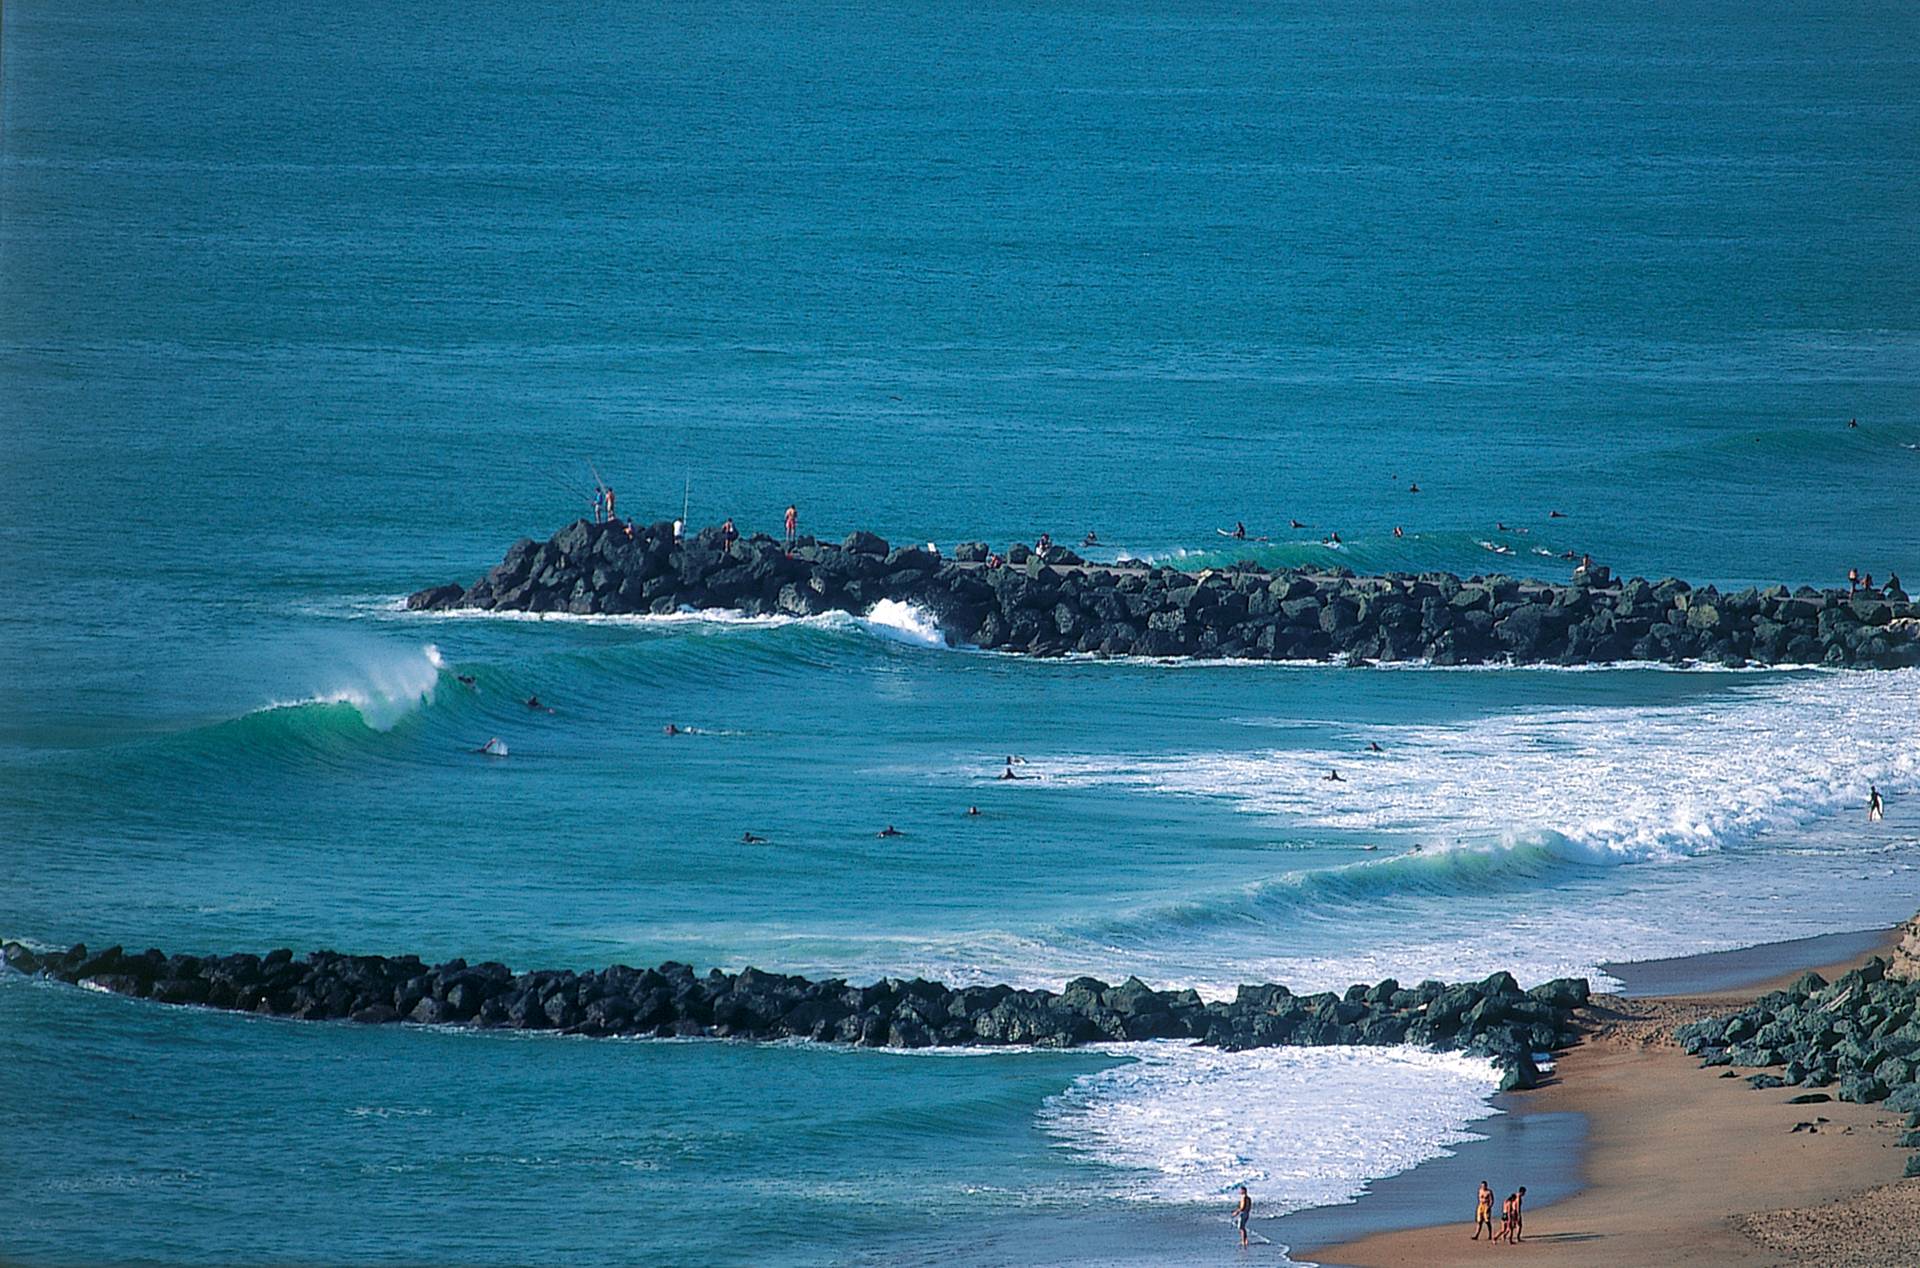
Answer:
[1849,567,1861,593]
[1037,532,1053,554]
[785,504,798,552]
[1870,785,1885,823]
[1233,1186,1253,1248]
[721,517,738,550]
[1575,553,1593,578]
[1886,573,1905,600]
[673,518,685,541]
[985,552,1003,570]
[604,485,616,523]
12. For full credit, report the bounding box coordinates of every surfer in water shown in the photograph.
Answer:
[1232,521,1248,540]
[1325,531,1341,546]
[1392,526,1404,538]
[525,695,554,714]
[877,825,904,838]
[1324,769,1344,782]
[1367,741,1384,753]
[999,763,1023,780]
[1549,509,1567,518]
[967,806,981,816]
[1870,786,1885,822]
[1082,530,1098,547]
[1289,519,1305,529]
[1408,482,1420,493]
[456,674,476,689]
[1233,1186,1253,1248]
[741,831,768,844]
[663,724,679,736]
[475,737,508,757]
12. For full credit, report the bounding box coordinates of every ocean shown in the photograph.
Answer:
[2,0,1917,1263]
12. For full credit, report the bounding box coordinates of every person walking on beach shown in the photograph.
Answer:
[1472,1181,1495,1240]
[1512,1186,1526,1242]
[784,504,798,552]
[1870,785,1885,822]
[1491,1192,1517,1243]
[1232,1186,1253,1247]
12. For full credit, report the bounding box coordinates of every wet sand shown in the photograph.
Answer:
[1301,927,1915,1268]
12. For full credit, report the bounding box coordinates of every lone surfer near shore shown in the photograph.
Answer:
[999,763,1023,780]
[1232,521,1247,540]
[1324,768,1344,782]
[1233,1186,1253,1247]
[1870,785,1885,822]
[525,695,554,714]
[474,737,508,757]
[877,825,904,838]
[741,831,767,844]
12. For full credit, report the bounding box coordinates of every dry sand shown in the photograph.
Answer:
[1306,938,1920,1268]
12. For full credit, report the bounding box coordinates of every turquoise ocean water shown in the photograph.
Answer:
[3,2,1918,1263]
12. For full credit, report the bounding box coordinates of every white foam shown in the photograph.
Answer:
[1043,669,1920,865]
[1041,1042,1501,1213]
[860,599,950,649]
[265,642,445,731]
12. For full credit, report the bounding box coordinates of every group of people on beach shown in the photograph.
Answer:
[1473,1181,1527,1245]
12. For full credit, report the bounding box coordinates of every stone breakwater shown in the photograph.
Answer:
[1675,956,1920,1176]
[2,940,1588,1090]
[408,519,1920,668]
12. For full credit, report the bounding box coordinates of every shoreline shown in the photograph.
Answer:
[1297,925,1913,1267]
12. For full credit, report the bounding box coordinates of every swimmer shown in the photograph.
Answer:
[998,764,1023,780]
[967,806,981,816]
[456,674,476,688]
[664,724,679,736]
[1367,741,1384,753]
[474,737,508,757]
[1408,482,1420,493]
[1549,509,1567,519]
[1082,530,1099,547]
[1392,526,1404,538]
[741,831,768,844]
[877,825,904,838]
[1324,769,1344,782]
[1849,417,1859,429]
[525,695,554,713]
[1289,519,1306,529]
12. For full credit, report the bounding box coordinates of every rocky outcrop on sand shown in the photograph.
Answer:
[1674,956,1920,1175]
[2,939,1587,1089]
[407,519,1920,668]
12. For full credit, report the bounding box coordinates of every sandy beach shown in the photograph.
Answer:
[1302,930,1919,1268]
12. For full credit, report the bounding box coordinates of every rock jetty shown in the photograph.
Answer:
[408,519,1920,668]
[2,940,1588,1089]
[1674,956,1920,1176]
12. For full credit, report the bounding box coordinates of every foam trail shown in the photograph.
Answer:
[1044,669,1920,865]
[1041,1042,1500,1219]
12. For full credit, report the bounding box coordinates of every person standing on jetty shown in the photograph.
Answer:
[1472,1180,1495,1240]
[784,504,798,552]
[721,518,738,550]
[1232,1186,1253,1247]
